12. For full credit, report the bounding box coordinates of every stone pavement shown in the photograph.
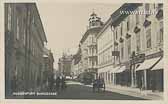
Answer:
[105,84,163,100]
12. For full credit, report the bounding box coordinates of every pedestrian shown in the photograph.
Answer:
[56,76,61,92]
[11,75,17,92]
[101,77,105,92]
[49,74,54,91]
[151,78,155,92]
[61,77,66,90]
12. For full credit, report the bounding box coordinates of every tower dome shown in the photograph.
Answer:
[88,11,103,29]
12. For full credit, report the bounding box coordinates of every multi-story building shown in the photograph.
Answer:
[97,3,163,91]
[71,46,82,77]
[80,12,103,78]
[58,53,73,77]
[5,3,47,97]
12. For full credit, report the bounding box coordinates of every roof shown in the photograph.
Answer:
[80,27,102,44]
[111,3,142,27]
[97,3,142,39]
[34,3,47,42]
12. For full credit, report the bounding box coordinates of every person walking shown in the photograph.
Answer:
[49,74,54,91]
[61,77,66,91]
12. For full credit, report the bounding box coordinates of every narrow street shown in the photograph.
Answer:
[24,81,146,100]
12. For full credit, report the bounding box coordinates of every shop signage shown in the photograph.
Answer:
[112,51,120,56]
[131,53,145,64]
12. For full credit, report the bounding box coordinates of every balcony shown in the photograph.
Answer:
[88,65,98,69]
[87,53,97,58]
[87,42,96,47]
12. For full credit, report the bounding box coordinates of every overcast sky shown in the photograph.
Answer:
[37,2,122,70]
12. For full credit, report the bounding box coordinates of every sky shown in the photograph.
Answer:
[37,2,122,70]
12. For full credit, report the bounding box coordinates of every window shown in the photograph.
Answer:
[158,4,163,8]
[136,14,139,24]
[32,16,35,24]
[92,22,95,26]
[8,5,12,31]
[14,65,18,79]
[145,4,150,17]
[116,28,118,40]
[158,21,163,44]
[121,23,123,36]
[145,4,150,11]
[121,43,124,59]
[146,28,151,48]
[23,28,26,45]
[127,17,130,31]
[153,4,156,9]
[127,38,131,56]
[136,32,141,52]
[115,45,119,61]
[16,17,20,40]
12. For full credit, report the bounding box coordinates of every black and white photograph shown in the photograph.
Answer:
[3,1,165,101]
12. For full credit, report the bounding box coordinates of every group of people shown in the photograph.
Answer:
[92,77,105,92]
[48,75,67,92]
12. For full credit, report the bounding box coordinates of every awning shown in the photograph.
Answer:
[114,66,126,73]
[98,65,112,73]
[151,58,163,70]
[136,57,161,71]
[110,66,120,73]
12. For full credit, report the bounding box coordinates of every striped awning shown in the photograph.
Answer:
[136,57,161,71]
[151,58,163,70]
[110,66,120,73]
[114,66,126,73]
[98,65,112,73]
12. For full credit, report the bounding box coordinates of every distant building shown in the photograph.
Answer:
[71,45,82,77]
[5,3,47,97]
[80,12,103,78]
[58,53,73,76]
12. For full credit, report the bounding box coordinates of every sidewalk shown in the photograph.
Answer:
[84,83,163,100]
[106,84,163,100]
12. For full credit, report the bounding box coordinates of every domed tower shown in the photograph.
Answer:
[88,11,103,29]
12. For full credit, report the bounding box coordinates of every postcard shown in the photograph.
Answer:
[0,0,167,104]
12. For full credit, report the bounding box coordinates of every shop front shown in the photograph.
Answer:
[151,57,163,91]
[135,57,162,91]
[110,65,131,86]
[98,65,112,83]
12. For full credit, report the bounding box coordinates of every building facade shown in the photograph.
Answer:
[80,12,103,78]
[5,3,47,97]
[42,47,54,86]
[97,3,163,91]
[71,46,82,78]
[58,54,73,77]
